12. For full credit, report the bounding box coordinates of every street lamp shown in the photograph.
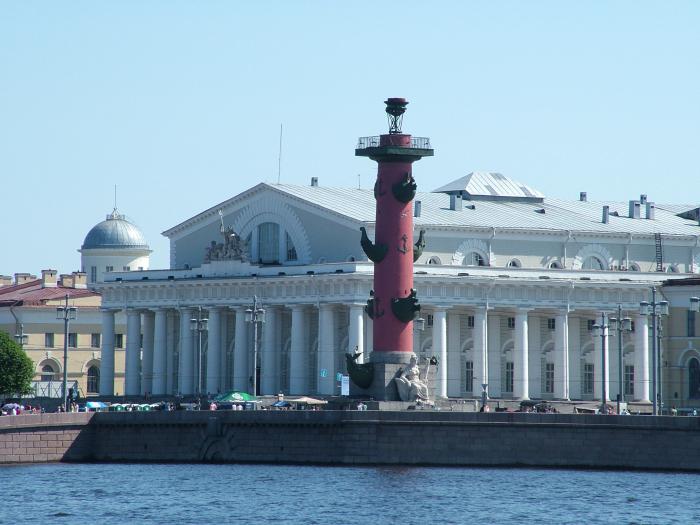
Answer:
[56,294,77,412]
[640,287,669,415]
[245,296,265,396]
[592,313,610,414]
[609,306,633,415]
[190,307,208,398]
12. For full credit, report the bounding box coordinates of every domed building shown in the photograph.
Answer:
[80,209,151,285]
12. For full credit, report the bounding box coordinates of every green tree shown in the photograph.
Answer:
[0,330,34,397]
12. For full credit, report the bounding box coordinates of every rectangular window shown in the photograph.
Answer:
[106,265,114,273]
[507,317,515,329]
[467,316,475,329]
[68,333,78,348]
[505,362,514,393]
[547,318,556,331]
[465,361,474,393]
[545,363,554,393]
[115,334,124,348]
[630,320,636,333]
[624,365,635,396]
[258,222,280,264]
[91,333,101,348]
[689,311,696,338]
[285,232,297,261]
[427,314,434,327]
[583,363,594,394]
[587,319,596,332]
[123,266,130,272]
[90,266,97,283]
[45,333,54,348]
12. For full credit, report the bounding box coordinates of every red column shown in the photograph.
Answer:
[373,133,415,355]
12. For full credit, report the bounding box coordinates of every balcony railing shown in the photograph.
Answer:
[356,136,432,150]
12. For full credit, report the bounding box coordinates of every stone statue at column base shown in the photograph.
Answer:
[394,355,430,402]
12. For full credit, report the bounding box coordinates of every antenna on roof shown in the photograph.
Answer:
[358,174,361,189]
[114,184,117,211]
[277,123,283,184]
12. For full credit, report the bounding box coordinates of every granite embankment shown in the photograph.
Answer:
[2,411,700,471]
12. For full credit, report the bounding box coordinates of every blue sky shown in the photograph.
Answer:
[1,1,698,275]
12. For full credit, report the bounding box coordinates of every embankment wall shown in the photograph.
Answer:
[2,411,700,471]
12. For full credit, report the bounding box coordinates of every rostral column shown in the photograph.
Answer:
[355,98,433,400]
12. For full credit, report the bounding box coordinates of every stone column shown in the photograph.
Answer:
[151,308,168,395]
[514,309,529,400]
[99,309,116,396]
[594,314,610,401]
[220,310,230,392]
[433,308,448,398]
[233,307,249,392]
[473,308,488,398]
[634,314,650,402]
[568,316,582,399]
[554,312,570,400]
[289,305,308,394]
[141,310,155,396]
[261,306,279,395]
[365,314,374,356]
[317,304,336,395]
[446,311,461,397]
[348,304,365,364]
[206,307,222,395]
[125,309,142,397]
[487,312,501,397]
[166,311,176,395]
[178,307,194,395]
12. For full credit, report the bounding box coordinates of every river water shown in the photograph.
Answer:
[1,463,698,524]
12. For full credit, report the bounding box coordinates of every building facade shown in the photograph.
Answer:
[0,208,149,398]
[95,172,700,406]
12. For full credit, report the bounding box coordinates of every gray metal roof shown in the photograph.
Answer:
[432,172,545,200]
[82,210,150,250]
[271,183,700,237]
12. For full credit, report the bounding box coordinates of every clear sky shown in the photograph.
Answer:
[1,1,698,276]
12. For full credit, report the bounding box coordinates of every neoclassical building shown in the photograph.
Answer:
[96,172,700,406]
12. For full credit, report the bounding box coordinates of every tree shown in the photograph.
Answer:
[0,330,33,397]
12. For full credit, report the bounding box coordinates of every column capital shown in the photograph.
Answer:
[286,303,311,311]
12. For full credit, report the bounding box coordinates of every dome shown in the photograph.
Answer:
[81,210,149,250]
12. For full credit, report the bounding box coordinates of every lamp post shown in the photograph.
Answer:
[609,305,633,415]
[190,307,208,398]
[592,312,609,414]
[56,294,77,412]
[245,296,265,396]
[640,287,669,415]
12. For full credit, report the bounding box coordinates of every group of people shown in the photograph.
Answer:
[0,403,43,416]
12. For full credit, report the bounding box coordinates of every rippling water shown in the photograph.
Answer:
[1,463,699,524]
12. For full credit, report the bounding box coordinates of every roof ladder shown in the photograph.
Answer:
[654,233,663,272]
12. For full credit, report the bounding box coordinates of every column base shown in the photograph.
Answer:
[350,353,437,401]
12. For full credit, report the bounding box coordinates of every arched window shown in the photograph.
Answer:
[428,256,442,265]
[87,366,100,394]
[549,261,563,269]
[582,256,604,270]
[507,259,522,268]
[628,263,640,272]
[258,222,280,264]
[689,358,700,399]
[41,364,56,382]
[666,265,679,273]
[466,252,486,267]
